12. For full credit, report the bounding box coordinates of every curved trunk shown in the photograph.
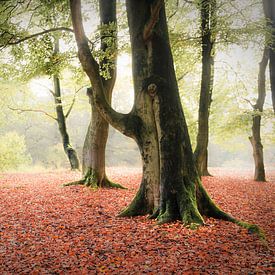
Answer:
[249,47,268,182]
[194,0,216,177]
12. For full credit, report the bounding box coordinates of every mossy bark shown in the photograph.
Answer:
[70,0,264,239]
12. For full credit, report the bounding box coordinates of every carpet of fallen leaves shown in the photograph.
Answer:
[0,167,274,274]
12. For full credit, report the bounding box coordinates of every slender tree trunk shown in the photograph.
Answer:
[194,0,216,177]
[263,0,275,113]
[53,39,79,170]
[70,0,264,237]
[79,0,124,187]
[249,48,268,182]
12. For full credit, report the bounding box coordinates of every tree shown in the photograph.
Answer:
[194,0,216,176]
[70,0,263,237]
[263,0,275,113]
[0,0,80,170]
[249,47,268,182]
[80,0,123,187]
[52,37,80,170]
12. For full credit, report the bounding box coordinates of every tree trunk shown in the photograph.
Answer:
[263,0,275,113]
[53,39,79,170]
[249,48,268,182]
[70,0,264,237]
[194,0,216,177]
[80,0,123,188]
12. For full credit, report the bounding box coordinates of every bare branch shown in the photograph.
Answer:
[8,106,58,120]
[70,0,133,136]
[65,85,86,118]
[241,97,255,109]
[31,81,55,96]
[1,27,74,48]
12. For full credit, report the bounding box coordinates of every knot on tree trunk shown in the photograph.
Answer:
[148,83,157,97]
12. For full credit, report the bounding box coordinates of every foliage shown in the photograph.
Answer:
[0,132,32,171]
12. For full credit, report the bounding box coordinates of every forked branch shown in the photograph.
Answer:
[70,0,138,137]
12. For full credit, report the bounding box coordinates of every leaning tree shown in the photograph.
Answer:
[70,0,263,235]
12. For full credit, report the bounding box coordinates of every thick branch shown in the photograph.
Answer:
[8,106,57,120]
[70,0,136,137]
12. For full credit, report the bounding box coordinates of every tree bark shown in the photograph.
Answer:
[70,0,264,238]
[263,0,275,113]
[80,0,123,188]
[194,0,216,177]
[249,48,268,182]
[53,39,80,170]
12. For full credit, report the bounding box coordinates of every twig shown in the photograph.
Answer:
[8,106,57,120]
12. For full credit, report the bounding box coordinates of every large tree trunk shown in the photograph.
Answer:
[194,0,216,177]
[70,0,264,237]
[53,39,79,170]
[249,48,268,182]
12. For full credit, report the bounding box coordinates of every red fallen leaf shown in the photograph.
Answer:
[0,168,274,274]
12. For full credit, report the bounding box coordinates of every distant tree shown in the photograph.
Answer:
[194,0,216,177]
[0,132,32,171]
[0,0,80,170]
[249,46,268,182]
[70,0,263,238]
[249,0,275,181]
[263,0,275,113]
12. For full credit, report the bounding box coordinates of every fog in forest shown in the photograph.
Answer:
[0,0,274,173]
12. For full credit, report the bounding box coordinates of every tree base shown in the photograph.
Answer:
[118,177,266,242]
[63,169,126,189]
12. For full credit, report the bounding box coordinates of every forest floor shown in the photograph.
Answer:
[0,168,274,274]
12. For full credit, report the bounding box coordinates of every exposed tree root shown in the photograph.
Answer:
[118,182,152,217]
[196,180,266,242]
[63,169,126,189]
[119,177,265,242]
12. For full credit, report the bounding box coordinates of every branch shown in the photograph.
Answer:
[70,0,134,137]
[65,85,86,118]
[143,0,164,42]
[31,81,55,96]
[167,0,179,20]
[1,27,74,48]
[241,97,255,109]
[8,106,58,120]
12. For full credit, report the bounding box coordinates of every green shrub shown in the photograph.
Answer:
[0,132,32,171]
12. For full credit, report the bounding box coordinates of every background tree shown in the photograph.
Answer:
[194,0,217,176]
[263,0,275,113]
[249,47,268,182]
[0,0,80,170]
